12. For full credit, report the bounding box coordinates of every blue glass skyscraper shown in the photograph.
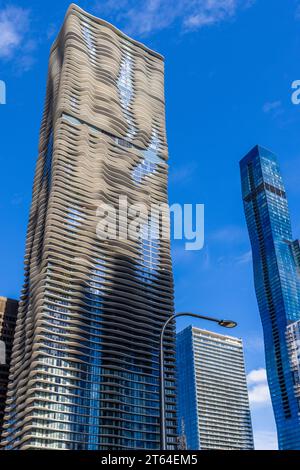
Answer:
[240,145,300,449]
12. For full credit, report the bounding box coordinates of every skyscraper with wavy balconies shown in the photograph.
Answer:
[1,4,177,450]
[240,145,300,449]
[0,297,18,441]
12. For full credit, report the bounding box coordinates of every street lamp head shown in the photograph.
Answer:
[218,319,237,328]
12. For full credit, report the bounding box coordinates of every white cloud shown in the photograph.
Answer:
[0,6,30,59]
[183,0,239,30]
[254,430,278,450]
[93,0,255,37]
[0,5,36,72]
[247,368,272,407]
[247,368,277,448]
[249,383,271,405]
[247,367,267,385]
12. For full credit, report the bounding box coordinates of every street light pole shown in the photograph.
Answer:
[159,312,237,450]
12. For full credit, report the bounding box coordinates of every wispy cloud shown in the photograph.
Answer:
[244,333,264,353]
[0,5,36,71]
[10,193,24,206]
[262,100,284,119]
[216,250,252,267]
[247,368,272,407]
[172,244,191,265]
[93,0,255,37]
[0,6,30,58]
[47,23,58,40]
[262,100,281,114]
[183,0,245,30]
[211,224,247,244]
[169,162,198,185]
[211,225,250,268]
[234,249,252,265]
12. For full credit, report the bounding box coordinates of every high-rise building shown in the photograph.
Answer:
[177,326,254,450]
[240,145,300,449]
[0,297,18,440]
[2,4,177,450]
[286,320,300,406]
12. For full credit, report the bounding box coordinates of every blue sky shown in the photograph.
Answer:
[1,0,300,450]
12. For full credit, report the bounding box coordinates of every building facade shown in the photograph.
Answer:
[2,4,177,450]
[177,326,254,450]
[286,320,300,407]
[0,297,18,441]
[240,145,300,449]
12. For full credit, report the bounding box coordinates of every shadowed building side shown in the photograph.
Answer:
[0,297,18,442]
